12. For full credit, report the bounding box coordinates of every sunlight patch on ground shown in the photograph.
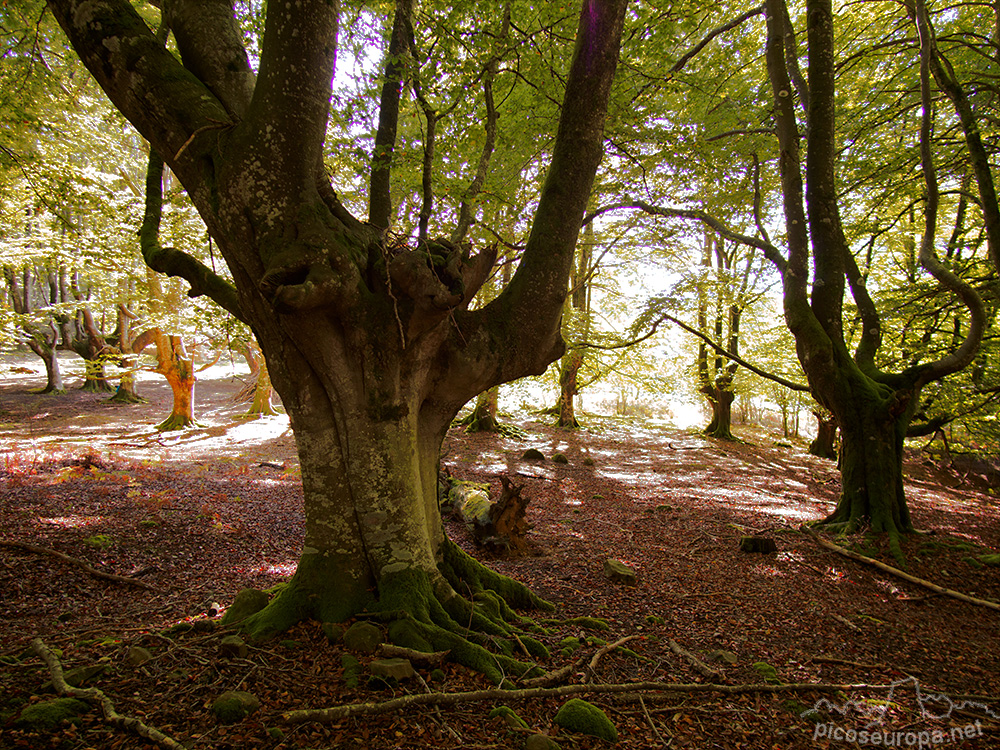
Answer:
[256,561,297,577]
[40,515,106,528]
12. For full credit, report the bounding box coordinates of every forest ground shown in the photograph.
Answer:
[2,356,1000,750]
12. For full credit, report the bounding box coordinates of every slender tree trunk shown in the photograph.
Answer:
[246,354,279,417]
[108,304,145,403]
[556,349,583,428]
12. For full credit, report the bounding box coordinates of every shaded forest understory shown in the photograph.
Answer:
[2,364,1000,749]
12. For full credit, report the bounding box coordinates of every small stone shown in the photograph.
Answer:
[192,619,217,633]
[707,649,738,665]
[603,558,637,586]
[211,690,260,724]
[126,646,154,666]
[343,621,383,653]
[219,635,248,659]
[220,588,269,625]
[369,658,415,681]
[552,453,569,464]
[522,448,545,461]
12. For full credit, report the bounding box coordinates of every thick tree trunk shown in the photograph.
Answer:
[815,377,917,560]
[108,305,145,404]
[154,334,197,431]
[246,360,278,417]
[458,387,500,432]
[702,383,735,440]
[809,412,838,459]
[27,338,64,394]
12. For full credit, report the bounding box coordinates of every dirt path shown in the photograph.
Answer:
[2,354,999,749]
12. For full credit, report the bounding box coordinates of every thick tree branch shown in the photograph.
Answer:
[164,0,255,118]
[141,149,244,322]
[910,1,985,386]
[484,0,629,378]
[369,0,414,230]
[245,0,338,185]
[46,0,231,181]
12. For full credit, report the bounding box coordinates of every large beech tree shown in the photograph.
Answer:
[761,0,987,556]
[46,0,627,675]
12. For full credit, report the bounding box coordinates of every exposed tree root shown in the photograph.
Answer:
[31,638,185,750]
[282,678,910,724]
[155,414,198,431]
[800,525,1000,612]
[0,540,160,592]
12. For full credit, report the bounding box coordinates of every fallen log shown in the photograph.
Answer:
[445,475,532,554]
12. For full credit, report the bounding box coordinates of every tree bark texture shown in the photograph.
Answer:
[48,0,629,672]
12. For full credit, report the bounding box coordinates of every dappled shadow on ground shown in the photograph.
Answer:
[1,360,999,749]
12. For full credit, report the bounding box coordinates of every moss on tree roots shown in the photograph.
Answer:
[235,540,554,684]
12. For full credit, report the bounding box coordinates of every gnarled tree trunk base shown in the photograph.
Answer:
[237,540,552,685]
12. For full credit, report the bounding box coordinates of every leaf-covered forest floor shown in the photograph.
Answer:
[2,359,1000,749]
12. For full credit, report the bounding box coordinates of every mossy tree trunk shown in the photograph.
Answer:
[809,410,837,459]
[702,380,735,440]
[51,0,629,674]
[459,387,500,432]
[761,0,986,560]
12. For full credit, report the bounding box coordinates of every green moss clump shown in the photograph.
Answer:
[518,635,550,659]
[552,453,569,464]
[220,588,269,626]
[553,699,617,743]
[753,661,781,684]
[17,698,91,730]
[544,616,610,631]
[645,615,664,625]
[211,690,259,724]
[341,654,362,688]
[490,705,530,730]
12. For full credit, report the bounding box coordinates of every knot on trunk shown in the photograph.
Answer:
[384,236,496,339]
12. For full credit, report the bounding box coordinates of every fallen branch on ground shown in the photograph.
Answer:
[31,638,185,750]
[667,639,721,681]
[283,679,907,724]
[799,525,1000,613]
[1,540,160,592]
